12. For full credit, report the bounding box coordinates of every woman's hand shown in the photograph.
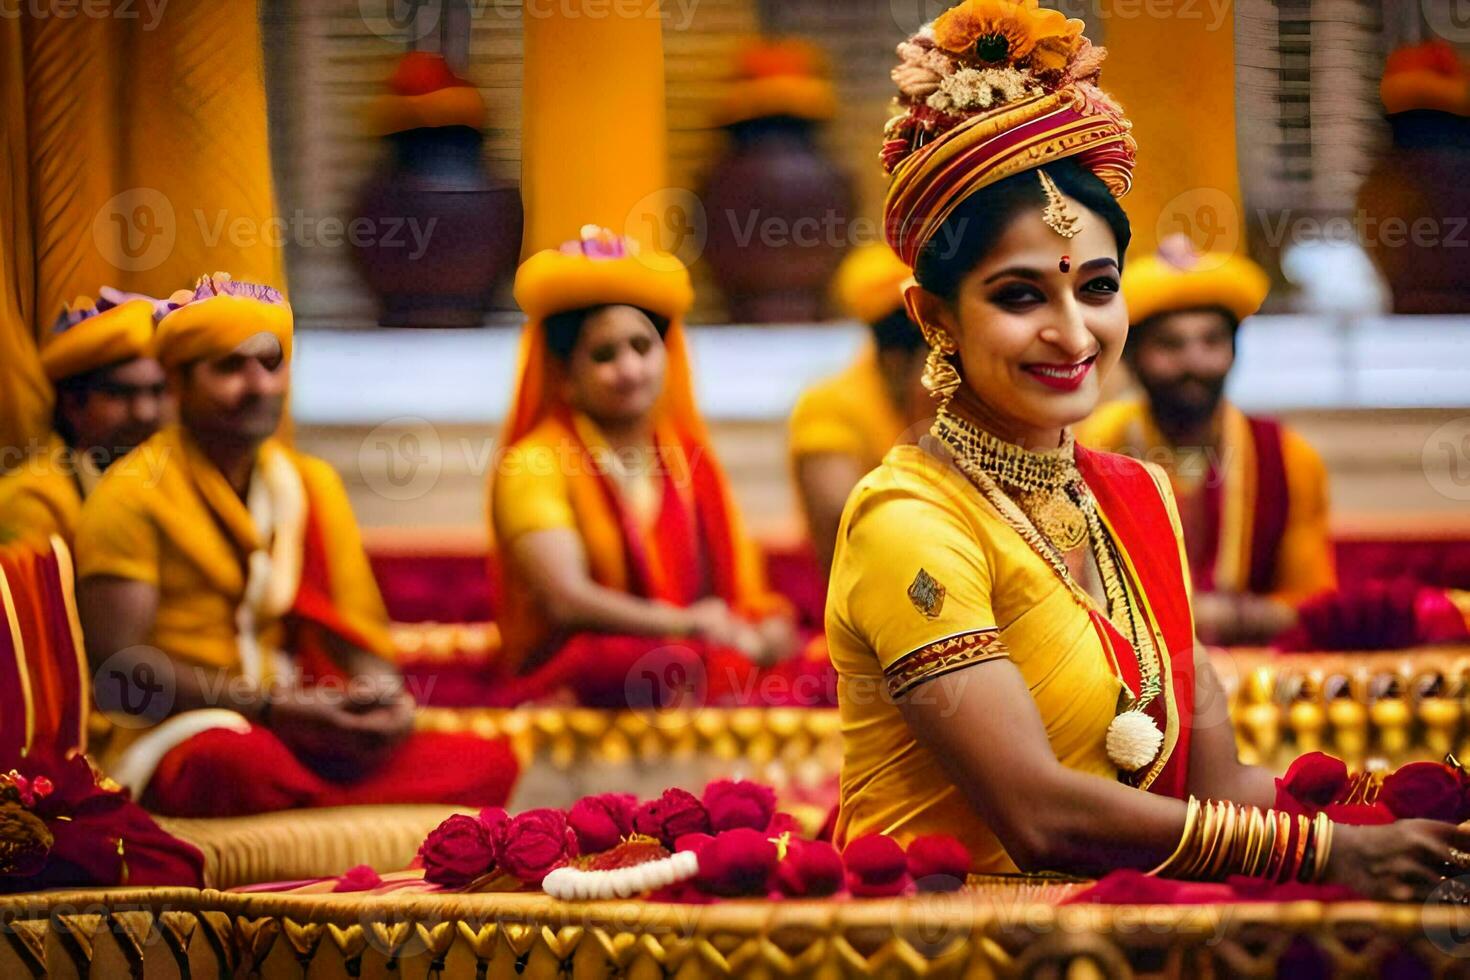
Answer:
[751,614,801,666]
[681,597,743,647]
[1324,820,1470,902]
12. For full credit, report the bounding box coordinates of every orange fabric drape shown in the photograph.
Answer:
[1099,3,1243,259]
[1,2,284,467]
[519,1,669,254]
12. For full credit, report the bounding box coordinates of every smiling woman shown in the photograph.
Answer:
[824,0,1464,901]
[486,227,813,709]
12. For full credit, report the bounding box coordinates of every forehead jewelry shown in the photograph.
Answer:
[1038,171,1081,239]
[1058,255,1071,273]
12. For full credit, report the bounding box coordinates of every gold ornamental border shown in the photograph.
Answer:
[6,885,1470,978]
[413,645,1470,774]
[417,705,845,774]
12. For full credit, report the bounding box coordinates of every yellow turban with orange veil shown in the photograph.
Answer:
[39,290,161,383]
[154,273,294,370]
[1123,235,1270,327]
[495,227,784,674]
[505,226,698,447]
[881,0,1136,271]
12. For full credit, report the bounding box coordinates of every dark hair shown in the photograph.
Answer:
[51,363,119,447]
[870,306,926,355]
[543,304,672,362]
[1124,305,1240,359]
[913,158,1132,301]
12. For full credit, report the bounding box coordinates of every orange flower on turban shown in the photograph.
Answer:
[932,0,1083,67]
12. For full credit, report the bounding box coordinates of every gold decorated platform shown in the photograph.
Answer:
[5,883,1470,978]
[411,645,1470,807]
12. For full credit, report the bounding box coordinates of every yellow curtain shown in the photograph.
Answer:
[519,2,668,254]
[1099,3,1244,259]
[1,2,283,468]
[0,18,50,463]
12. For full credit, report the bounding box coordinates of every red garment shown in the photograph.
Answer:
[143,726,520,818]
[1076,446,1198,799]
[474,633,834,710]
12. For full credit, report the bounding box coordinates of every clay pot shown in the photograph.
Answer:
[352,125,523,327]
[701,117,854,323]
[1355,110,1470,314]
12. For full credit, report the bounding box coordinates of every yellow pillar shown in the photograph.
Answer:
[519,2,669,255]
[1099,3,1243,259]
[0,19,50,464]
[118,0,285,298]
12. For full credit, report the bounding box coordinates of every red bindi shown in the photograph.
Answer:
[1058,255,1071,273]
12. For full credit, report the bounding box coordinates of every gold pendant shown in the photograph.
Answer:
[1025,490,1087,551]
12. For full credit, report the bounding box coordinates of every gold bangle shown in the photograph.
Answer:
[1149,796,1201,876]
[1207,802,1239,880]
[1263,810,1292,881]
[1246,811,1270,875]
[1178,800,1216,879]
[1285,814,1310,883]
[1310,812,1333,883]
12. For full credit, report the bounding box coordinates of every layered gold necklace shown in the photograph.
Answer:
[932,407,1166,773]
[933,407,1088,549]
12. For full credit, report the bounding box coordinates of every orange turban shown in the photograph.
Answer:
[834,244,912,324]
[1123,235,1270,326]
[505,226,697,447]
[39,292,160,382]
[881,1,1136,270]
[154,273,293,370]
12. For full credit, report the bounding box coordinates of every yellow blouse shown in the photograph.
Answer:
[826,443,1187,873]
[788,349,905,474]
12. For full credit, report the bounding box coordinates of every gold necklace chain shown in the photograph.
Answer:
[933,415,1162,707]
[933,409,1089,550]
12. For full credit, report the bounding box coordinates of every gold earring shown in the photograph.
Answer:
[922,340,961,405]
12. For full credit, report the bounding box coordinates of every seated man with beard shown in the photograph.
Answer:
[1078,237,1335,645]
[0,291,166,546]
[74,274,519,816]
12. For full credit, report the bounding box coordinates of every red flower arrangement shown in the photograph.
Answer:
[633,788,711,847]
[1275,751,1470,824]
[412,779,970,902]
[419,813,499,887]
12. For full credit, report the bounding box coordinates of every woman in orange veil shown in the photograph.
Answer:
[488,226,819,708]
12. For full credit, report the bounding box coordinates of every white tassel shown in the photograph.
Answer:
[1106,709,1164,772]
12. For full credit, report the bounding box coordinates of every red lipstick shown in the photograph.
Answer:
[1022,355,1095,392]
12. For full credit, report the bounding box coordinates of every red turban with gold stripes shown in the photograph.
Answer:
[881,0,1136,269]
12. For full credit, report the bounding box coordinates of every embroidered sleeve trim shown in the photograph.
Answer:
[884,628,1008,699]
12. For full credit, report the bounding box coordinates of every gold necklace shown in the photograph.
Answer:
[933,408,1089,550]
[934,415,1167,771]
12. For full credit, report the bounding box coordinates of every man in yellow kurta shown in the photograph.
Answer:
[74,273,518,816]
[0,292,166,546]
[788,244,928,573]
[1078,237,1335,644]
